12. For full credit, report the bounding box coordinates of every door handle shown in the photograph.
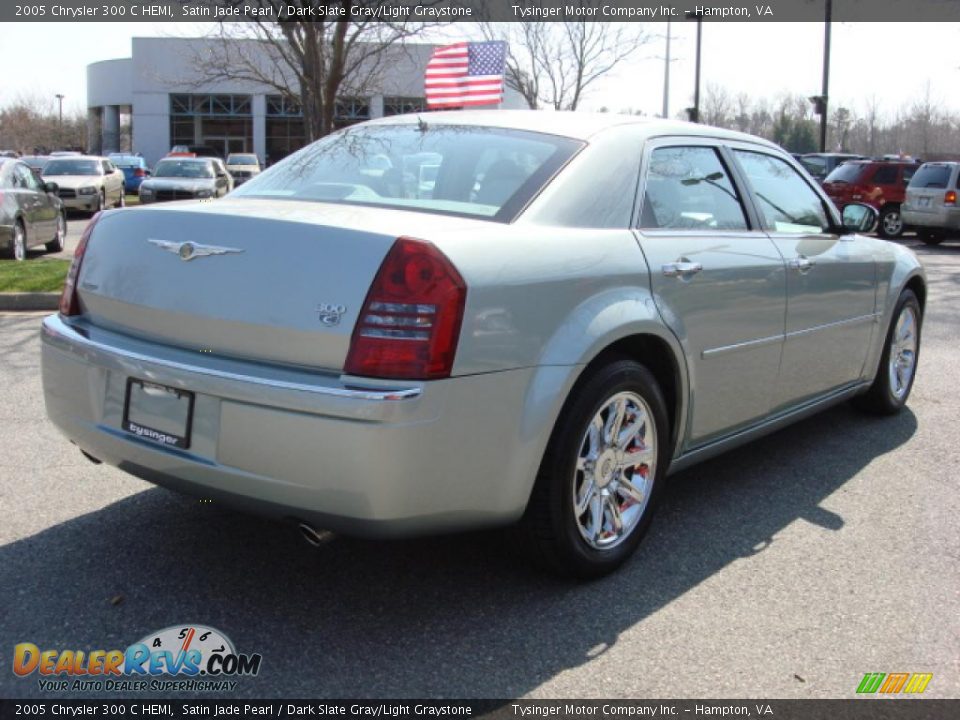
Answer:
[789,255,816,273]
[662,261,703,277]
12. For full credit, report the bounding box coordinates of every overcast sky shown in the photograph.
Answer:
[1,21,958,121]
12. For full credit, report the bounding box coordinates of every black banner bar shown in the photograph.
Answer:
[4,0,960,24]
[1,700,958,720]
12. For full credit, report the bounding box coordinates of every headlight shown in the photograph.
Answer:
[77,186,97,195]
[195,189,213,198]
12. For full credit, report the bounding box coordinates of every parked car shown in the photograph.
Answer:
[901,161,960,245]
[821,159,919,237]
[41,112,926,578]
[108,153,151,193]
[49,150,83,157]
[0,158,66,260]
[0,150,21,159]
[41,156,125,215]
[225,153,261,186]
[210,158,234,193]
[138,157,231,203]
[167,145,219,158]
[798,152,866,182]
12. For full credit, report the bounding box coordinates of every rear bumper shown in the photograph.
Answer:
[41,315,538,537]
[902,207,960,231]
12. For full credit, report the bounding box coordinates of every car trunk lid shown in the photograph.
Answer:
[76,200,479,372]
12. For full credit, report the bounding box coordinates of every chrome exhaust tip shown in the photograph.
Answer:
[298,522,332,547]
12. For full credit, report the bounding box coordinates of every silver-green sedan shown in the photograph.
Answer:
[40,112,926,578]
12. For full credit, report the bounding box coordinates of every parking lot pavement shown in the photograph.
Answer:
[1,239,958,700]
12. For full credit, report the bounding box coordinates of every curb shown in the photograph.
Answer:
[0,292,60,312]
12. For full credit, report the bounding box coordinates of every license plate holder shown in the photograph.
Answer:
[122,379,194,449]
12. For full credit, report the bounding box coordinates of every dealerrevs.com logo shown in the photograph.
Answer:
[12,625,262,693]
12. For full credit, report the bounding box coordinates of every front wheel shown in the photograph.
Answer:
[853,289,921,415]
[116,192,125,209]
[521,358,670,579]
[878,205,904,238]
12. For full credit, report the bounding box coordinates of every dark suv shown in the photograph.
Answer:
[799,153,866,182]
[822,160,919,237]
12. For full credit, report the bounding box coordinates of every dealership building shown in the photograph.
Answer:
[87,37,522,166]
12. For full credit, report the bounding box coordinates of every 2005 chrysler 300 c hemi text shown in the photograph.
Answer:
[41,112,926,577]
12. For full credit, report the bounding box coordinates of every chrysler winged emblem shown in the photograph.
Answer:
[148,238,244,262]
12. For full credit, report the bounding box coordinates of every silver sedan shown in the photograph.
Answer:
[41,112,925,578]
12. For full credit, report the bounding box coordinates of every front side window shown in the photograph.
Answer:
[640,146,748,230]
[15,164,40,190]
[734,150,831,234]
[234,124,582,221]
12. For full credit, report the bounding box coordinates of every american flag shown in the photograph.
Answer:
[424,41,507,109]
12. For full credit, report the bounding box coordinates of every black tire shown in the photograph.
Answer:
[92,190,104,217]
[878,205,904,238]
[116,192,125,209]
[45,213,66,253]
[852,289,922,415]
[521,358,670,579]
[918,229,944,246]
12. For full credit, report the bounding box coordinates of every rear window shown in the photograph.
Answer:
[228,154,259,165]
[233,124,582,221]
[824,163,865,184]
[909,165,953,189]
[800,156,826,174]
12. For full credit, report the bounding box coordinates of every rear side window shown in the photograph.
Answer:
[909,165,952,189]
[234,124,582,222]
[640,146,748,231]
[734,150,831,234]
[824,163,864,184]
[871,165,898,185]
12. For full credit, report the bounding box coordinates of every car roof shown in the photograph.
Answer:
[363,110,782,149]
[158,157,211,163]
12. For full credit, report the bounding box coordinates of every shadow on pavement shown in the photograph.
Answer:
[0,403,917,698]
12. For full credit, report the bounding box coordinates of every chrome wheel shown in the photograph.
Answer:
[13,222,26,261]
[572,391,657,550]
[888,305,918,400]
[881,209,903,237]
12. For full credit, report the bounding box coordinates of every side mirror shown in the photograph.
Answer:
[43,181,59,194]
[842,203,878,234]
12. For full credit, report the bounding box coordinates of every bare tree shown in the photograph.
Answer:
[482,8,650,111]
[189,1,440,141]
[0,93,87,153]
[701,83,733,128]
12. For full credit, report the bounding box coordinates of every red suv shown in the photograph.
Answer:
[822,160,919,237]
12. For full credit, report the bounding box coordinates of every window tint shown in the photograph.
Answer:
[235,125,582,221]
[734,150,831,234]
[824,163,864,184]
[800,156,826,174]
[902,166,917,183]
[640,146,748,230]
[871,165,898,185]
[909,165,951,189]
[15,164,40,190]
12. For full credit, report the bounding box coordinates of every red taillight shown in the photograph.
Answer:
[134,168,145,177]
[59,212,103,316]
[945,190,957,206]
[344,237,466,380]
